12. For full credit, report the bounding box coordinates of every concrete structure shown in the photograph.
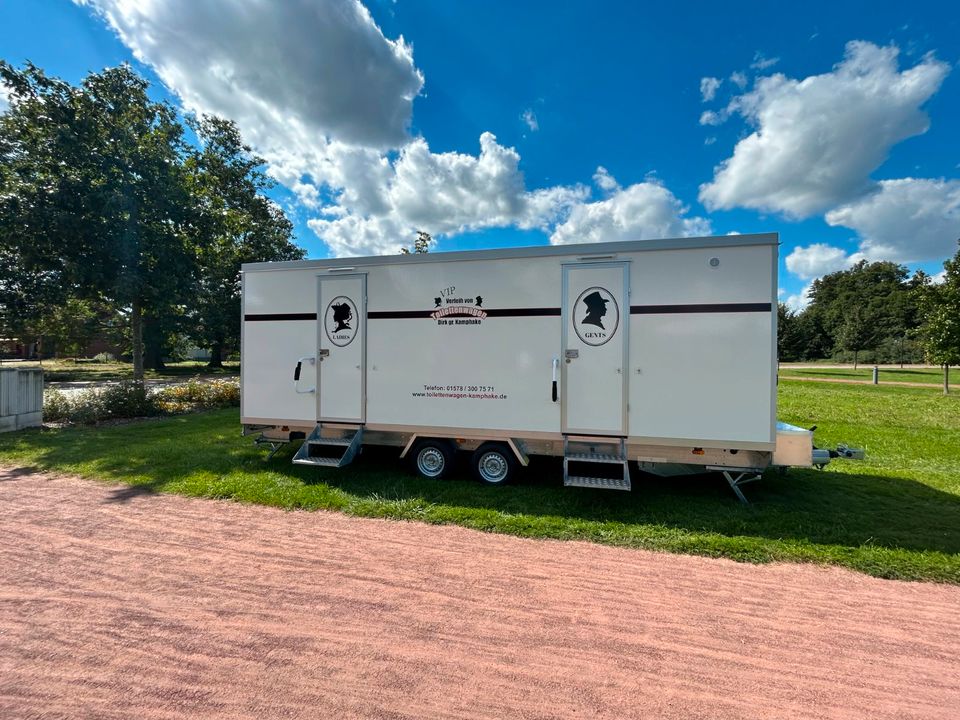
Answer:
[0,367,43,432]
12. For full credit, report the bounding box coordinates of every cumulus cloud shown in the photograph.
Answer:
[783,282,814,312]
[550,170,711,245]
[593,166,620,193]
[79,0,423,152]
[700,76,721,102]
[825,178,960,262]
[699,41,950,218]
[78,0,714,257]
[521,108,539,131]
[309,133,589,255]
[785,243,855,280]
[0,83,10,113]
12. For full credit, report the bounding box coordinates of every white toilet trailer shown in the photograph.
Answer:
[241,232,814,499]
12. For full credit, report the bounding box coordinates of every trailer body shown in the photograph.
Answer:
[241,233,802,493]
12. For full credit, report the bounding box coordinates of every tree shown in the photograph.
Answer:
[805,260,919,362]
[186,116,303,366]
[401,230,432,254]
[836,305,881,369]
[0,62,197,380]
[918,242,960,394]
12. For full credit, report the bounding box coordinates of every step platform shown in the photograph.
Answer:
[563,437,631,491]
[292,425,363,468]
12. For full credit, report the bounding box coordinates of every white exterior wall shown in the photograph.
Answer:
[242,236,777,449]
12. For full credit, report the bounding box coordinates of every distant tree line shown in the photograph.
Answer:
[0,61,304,377]
[778,247,960,391]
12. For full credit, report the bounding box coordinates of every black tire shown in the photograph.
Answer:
[409,439,456,480]
[471,442,518,485]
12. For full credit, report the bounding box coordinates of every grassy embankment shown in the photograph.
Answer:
[1,381,957,583]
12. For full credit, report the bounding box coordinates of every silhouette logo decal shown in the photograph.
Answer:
[574,286,619,346]
[325,296,358,347]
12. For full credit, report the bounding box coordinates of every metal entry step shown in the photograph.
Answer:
[563,437,631,491]
[292,424,363,468]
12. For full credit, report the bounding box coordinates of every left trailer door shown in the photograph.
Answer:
[317,274,366,423]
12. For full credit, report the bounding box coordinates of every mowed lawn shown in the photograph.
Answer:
[778,365,946,385]
[9,359,240,383]
[1,382,958,583]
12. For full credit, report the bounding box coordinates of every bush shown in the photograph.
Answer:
[154,379,239,412]
[43,381,159,425]
[43,379,239,425]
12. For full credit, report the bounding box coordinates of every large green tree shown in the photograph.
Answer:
[0,61,196,379]
[186,116,303,366]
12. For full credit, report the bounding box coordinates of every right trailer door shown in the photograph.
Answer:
[561,262,630,436]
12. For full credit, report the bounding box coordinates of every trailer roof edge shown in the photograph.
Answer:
[242,232,779,272]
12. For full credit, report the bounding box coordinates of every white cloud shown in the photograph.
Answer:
[550,170,711,245]
[593,166,620,193]
[730,71,748,89]
[699,41,950,218]
[785,243,855,280]
[0,83,9,113]
[750,52,779,70]
[309,133,589,255]
[931,269,947,284]
[521,108,539,131]
[78,0,709,258]
[825,178,960,262]
[700,76,721,102]
[79,0,423,152]
[784,282,814,312]
[699,110,722,126]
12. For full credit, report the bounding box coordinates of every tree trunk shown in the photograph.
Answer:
[853,350,858,370]
[142,316,166,371]
[207,341,224,368]
[945,364,950,396]
[131,298,144,381]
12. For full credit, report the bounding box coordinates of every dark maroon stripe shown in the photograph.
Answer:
[244,313,317,321]
[630,303,772,314]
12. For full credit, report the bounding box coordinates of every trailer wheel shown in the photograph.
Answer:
[410,439,456,480]
[471,443,517,485]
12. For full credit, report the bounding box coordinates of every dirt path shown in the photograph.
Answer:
[1,468,958,720]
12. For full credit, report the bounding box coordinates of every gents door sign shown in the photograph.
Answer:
[561,263,629,436]
[573,286,620,346]
[324,296,359,347]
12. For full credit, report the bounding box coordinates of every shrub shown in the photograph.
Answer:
[43,378,238,425]
[43,389,72,422]
[43,381,159,425]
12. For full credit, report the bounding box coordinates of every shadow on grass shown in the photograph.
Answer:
[4,411,959,559]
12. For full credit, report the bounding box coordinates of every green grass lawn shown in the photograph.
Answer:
[6,359,240,383]
[778,366,946,385]
[1,382,958,583]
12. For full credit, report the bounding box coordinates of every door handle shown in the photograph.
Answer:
[293,356,316,394]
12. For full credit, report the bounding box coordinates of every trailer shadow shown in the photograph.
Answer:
[313,445,960,558]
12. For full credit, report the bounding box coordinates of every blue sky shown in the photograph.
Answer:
[1,0,958,307]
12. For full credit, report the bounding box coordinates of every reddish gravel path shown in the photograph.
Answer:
[1,467,959,719]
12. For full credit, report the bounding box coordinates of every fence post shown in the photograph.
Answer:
[872,366,879,385]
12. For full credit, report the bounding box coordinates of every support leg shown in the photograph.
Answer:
[722,471,762,504]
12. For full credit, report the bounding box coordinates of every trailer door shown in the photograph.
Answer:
[317,274,366,423]
[561,262,629,436]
